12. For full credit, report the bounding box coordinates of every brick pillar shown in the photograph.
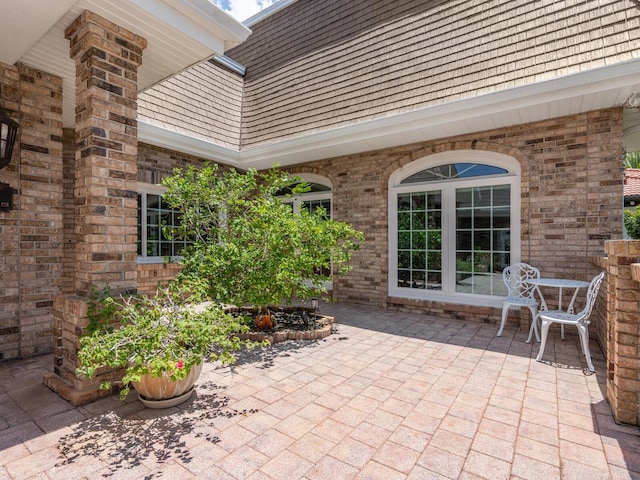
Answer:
[603,240,640,426]
[44,11,146,405]
[67,10,146,294]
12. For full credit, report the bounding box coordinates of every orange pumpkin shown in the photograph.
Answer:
[255,313,273,330]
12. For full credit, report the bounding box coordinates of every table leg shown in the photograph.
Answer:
[535,286,548,312]
[526,312,540,343]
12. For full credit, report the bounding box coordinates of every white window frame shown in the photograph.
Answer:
[284,173,333,217]
[388,150,521,308]
[137,182,188,264]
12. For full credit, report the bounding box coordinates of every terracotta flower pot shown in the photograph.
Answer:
[132,361,203,408]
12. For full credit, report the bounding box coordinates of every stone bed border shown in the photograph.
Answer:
[238,314,335,344]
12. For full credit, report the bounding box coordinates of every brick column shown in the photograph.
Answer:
[67,10,146,294]
[45,11,147,405]
[603,240,640,425]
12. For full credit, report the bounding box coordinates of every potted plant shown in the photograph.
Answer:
[160,164,364,320]
[76,284,264,407]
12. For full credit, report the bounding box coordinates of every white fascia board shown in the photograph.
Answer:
[138,120,240,166]
[243,0,298,26]
[140,58,640,171]
[129,0,251,53]
[164,0,252,48]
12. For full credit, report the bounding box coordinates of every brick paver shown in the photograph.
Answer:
[1,303,640,479]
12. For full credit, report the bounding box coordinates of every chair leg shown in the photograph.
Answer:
[526,306,540,343]
[497,305,509,336]
[577,324,595,372]
[535,319,551,363]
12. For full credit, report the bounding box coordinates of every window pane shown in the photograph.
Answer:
[411,193,425,210]
[303,199,331,219]
[397,190,442,291]
[160,242,172,256]
[398,251,410,269]
[455,184,511,295]
[493,185,510,206]
[401,163,508,184]
[137,195,143,255]
[427,191,442,209]
[457,188,473,208]
[427,229,441,249]
[412,231,426,250]
[412,251,426,270]
[138,191,196,259]
[412,212,426,230]
[473,209,491,229]
[493,207,510,228]
[398,231,410,249]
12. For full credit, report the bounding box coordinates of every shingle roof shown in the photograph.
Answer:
[625,169,640,197]
[138,60,243,149]
[139,0,640,151]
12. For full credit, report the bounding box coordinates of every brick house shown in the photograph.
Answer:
[1,0,640,409]
[625,169,640,210]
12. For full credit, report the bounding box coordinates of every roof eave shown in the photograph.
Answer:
[139,57,640,170]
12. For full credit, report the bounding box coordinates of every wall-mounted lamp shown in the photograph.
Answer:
[0,85,19,170]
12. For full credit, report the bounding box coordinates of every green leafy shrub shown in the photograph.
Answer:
[624,207,640,239]
[76,284,264,399]
[161,164,364,308]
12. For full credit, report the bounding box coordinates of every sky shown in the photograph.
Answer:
[212,0,276,22]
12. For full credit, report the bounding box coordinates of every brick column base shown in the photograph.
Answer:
[44,295,123,406]
[604,240,640,426]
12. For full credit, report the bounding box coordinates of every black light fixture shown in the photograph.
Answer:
[0,85,19,170]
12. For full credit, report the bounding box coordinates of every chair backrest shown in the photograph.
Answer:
[503,263,540,299]
[577,271,606,323]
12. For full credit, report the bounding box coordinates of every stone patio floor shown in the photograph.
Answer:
[1,302,640,479]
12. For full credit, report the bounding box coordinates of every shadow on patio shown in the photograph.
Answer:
[1,303,639,479]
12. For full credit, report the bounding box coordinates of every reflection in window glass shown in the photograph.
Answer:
[455,186,510,295]
[392,158,516,301]
[397,191,442,290]
[400,163,508,184]
[137,192,193,259]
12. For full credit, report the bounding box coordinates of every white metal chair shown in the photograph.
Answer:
[498,263,540,340]
[535,271,605,372]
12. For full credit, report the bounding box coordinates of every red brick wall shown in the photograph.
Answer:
[0,62,63,359]
[289,108,623,325]
[62,128,75,295]
[137,263,182,294]
[601,240,640,425]
[137,142,214,184]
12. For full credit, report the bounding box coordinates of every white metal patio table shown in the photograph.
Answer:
[526,277,590,343]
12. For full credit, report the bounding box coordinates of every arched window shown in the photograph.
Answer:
[278,174,333,282]
[278,174,332,219]
[388,151,521,307]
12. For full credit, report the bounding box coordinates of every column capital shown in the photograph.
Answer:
[65,10,147,66]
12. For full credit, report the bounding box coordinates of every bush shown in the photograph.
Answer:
[624,208,640,239]
[161,164,364,308]
[76,285,263,399]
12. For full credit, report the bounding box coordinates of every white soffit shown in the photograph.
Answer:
[0,0,77,65]
[138,58,640,170]
[16,0,250,128]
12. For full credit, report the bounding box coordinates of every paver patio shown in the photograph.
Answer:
[1,303,639,479]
